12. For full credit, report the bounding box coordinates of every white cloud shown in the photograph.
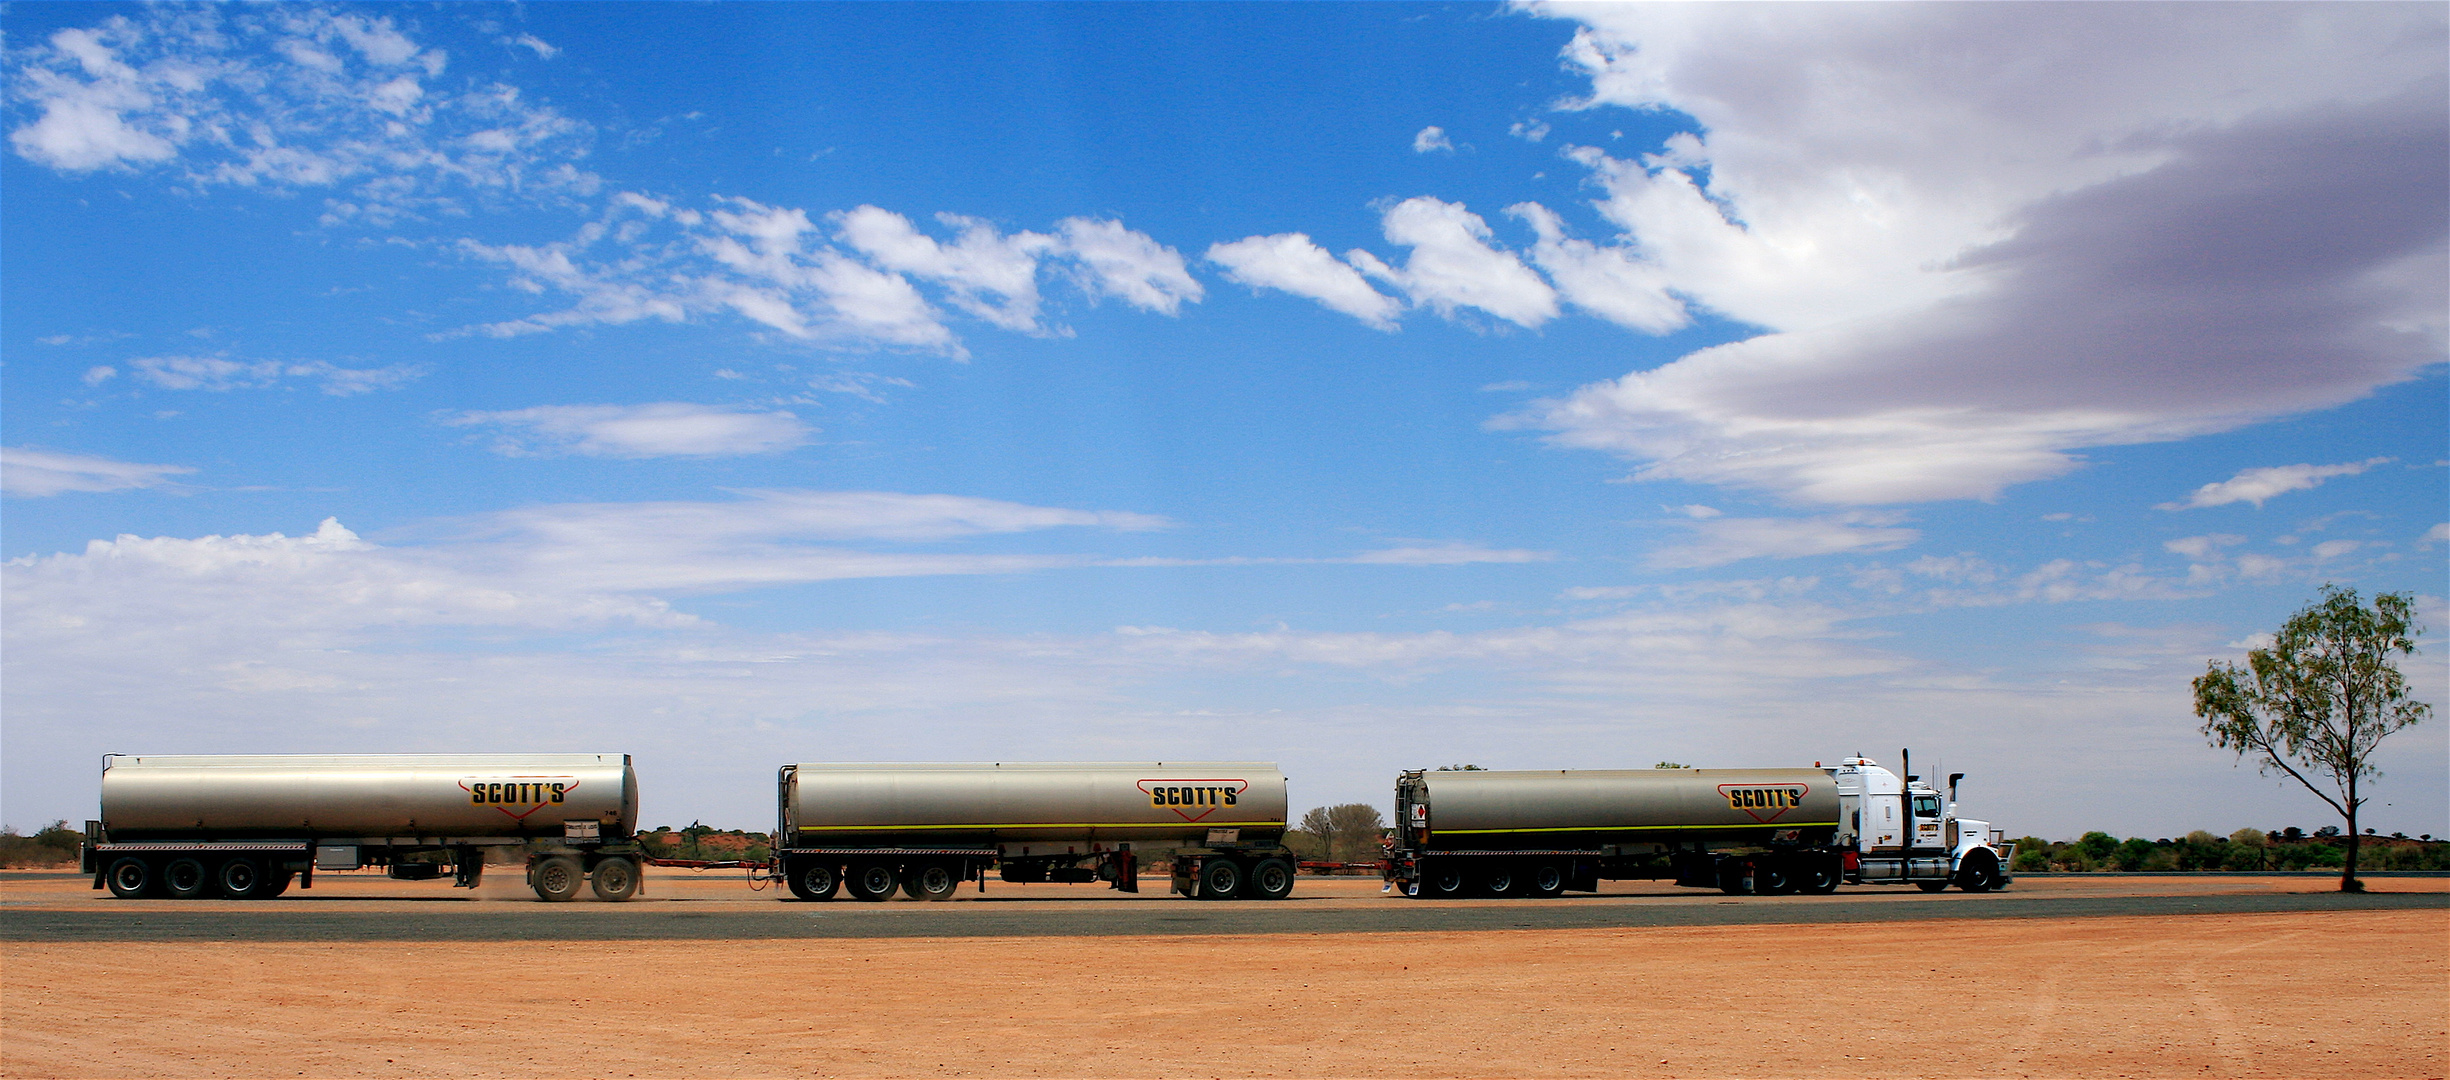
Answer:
[1348,197,1558,329]
[1507,202,1687,333]
[8,8,593,222]
[454,196,1197,354]
[1348,543,1553,566]
[1496,4,2448,504]
[509,34,559,60]
[2164,534,2246,561]
[443,403,813,458]
[1,447,194,497]
[1206,233,1401,330]
[119,354,424,396]
[2310,539,2363,561]
[1509,119,1550,143]
[2423,523,2450,548]
[1412,126,1455,154]
[2157,458,2394,510]
[832,206,1055,332]
[1055,217,1204,316]
[1648,512,1918,569]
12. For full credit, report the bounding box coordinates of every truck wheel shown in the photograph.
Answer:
[215,857,270,900]
[1956,852,2000,893]
[906,862,958,901]
[262,870,294,898]
[787,860,839,901]
[590,857,640,902]
[164,857,211,900]
[106,856,155,899]
[1802,857,1840,895]
[1197,858,1242,900]
[1916,880,1950,893]
[1529,863,1566,898]
[531,856,584,902]
[846,862,898,902]
[1418,862,1466,899]
[1756,860,1795,895]
[1478,865,1519,897]
[1248,858,1295,900]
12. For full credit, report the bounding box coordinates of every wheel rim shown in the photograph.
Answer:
[921,866,952,893]
[167,860,204,894]
[221,861,258,895]
[1487,873,1514,894]
[1432,869,1463,893]
[860,867,895,895]
[1255,864,1289,895]
[597,861,633,893]
[1534,867,1562,892]
[1203,863,1238,896]
[111,861,148,894]
[540,861,577,895]
[802,865,835,895]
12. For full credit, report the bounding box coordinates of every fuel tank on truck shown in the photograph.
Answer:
[1406,768,1839,850]
[98,754,638,841]
[783,762,1288,850]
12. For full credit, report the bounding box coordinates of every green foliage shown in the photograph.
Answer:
[0,821,83,868]
[2228,827,2266,848]
[636,825,771,862]
[1652,761,1692,769]
[1292,803,1387,862]
[1435,764,1486,771]
[2112,837,2158,871]
[2196,586,2428,891]
[2076,831,2120,861]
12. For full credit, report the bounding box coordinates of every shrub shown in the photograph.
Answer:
[0,821,83,868]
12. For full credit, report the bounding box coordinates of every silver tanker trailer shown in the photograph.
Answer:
[82,753,648,902]
[772,762,1297,901]
[1386,754,2013,898]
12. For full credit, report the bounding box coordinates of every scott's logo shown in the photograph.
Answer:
[1139,779,1247,822]
[458,776,579,822]
[1720,784,1809,823]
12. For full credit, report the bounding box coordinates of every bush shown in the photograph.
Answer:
[2012,846,2052,873]
[0,821,83,868]
[2075,831,2120,862]
[2112,837,2158,872]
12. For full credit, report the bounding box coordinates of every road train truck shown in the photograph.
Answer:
[1386,755,2013,898]
[773,762,1298,901]
[83,753,648,902]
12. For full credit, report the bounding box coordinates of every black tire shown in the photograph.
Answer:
[1248,857,1295,901]
[164,857,211,900]
[1802,856,1841,895]
[1417,861,1466,899]
[1916,880,1950,893]
[1956,852,2000,893]
[590,857,639,902]
[216,856,271,900]
[1197,858,1242,900]
[906,862,958,902]
[846,862,898,902]
[1528,863,1566,898]
[105,856,155,899]
[1478,864,1519,897]
[531,855,584,902]
[787,860,839,901]
[1757,860,1795,896]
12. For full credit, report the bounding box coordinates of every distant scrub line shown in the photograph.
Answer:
[2009,828,2450,874]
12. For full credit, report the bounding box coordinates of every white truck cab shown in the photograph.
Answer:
[1831,756,2013,892]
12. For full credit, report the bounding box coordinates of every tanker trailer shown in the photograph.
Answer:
[773,762,1295,901]
[1386,754,2012,898]
[82,753,647,902]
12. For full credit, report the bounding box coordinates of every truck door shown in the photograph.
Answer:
[1912,793,1943,852]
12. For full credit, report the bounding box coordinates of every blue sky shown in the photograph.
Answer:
[5,2,2444,840]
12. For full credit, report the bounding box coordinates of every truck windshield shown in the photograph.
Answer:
[1912,795,1940,817]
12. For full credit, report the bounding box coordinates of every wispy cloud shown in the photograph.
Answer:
[8,7,596,223]
[2157,458,2393,510]
[1648,512,1919,569]
[1411,126,1455,154]
[1207,233,1401,330]
[1,447,194,497]
[442,403,813,458]
[99,354,425,396]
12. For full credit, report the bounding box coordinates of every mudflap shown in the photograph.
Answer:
[1113,850,1138,894]
[1568,859,1600,893]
